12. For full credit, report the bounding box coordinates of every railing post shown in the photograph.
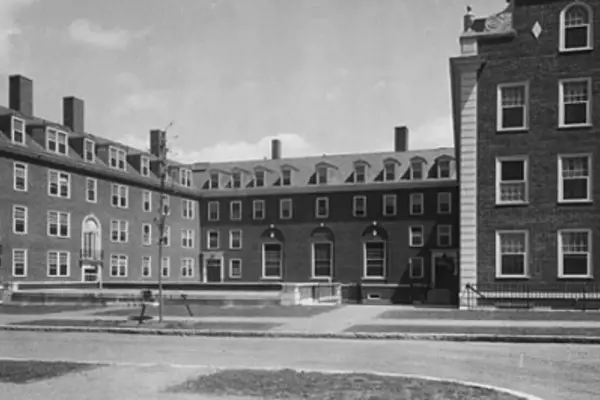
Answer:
[582,286,586,312]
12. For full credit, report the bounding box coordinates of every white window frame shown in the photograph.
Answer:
[229,259,242,279]
[409,257,424,279]
[142,223,152,246]
[46,128,69,156]
[558,229,593,279]
[161,256,170,278]
[12,205,27,235]
[229,229,242,250]
[495,230,529,279]
[47,170,71,199]
[230,200,242,221]
[207,230,219,250]
[161,194,171,216]
[11,116,25,145]
[231,170,242,188]
[12,249,27,277]
[316,166,328,185]
[383,162,396,181]
[409,225,424,247]
[559,77,592,128]
[83,139,95,163]
[409,193,424,215]
[142,190,152,212]
[281,168,292,186]
[353,196,367,217]
[162,226,171,247]
[109,254,128,278]
[496,82,529,131]
[312,241,333,279]
[315,197,329,218]
[262,242,283,279]
[354,164,366,183]
[253,200,265,220]
[140,156,150,177]
[280,198,293,220]
[13,162,27,192]
[47,210,70,238]
[182,199,195,220]
[383,194,397,216]
[363,241,386,279]
[108,146,127,171]
[86,178,97,203]
[558,153,592,203]
[181,257,195,278]
[179,168,192,187]
[437,192,452,214]
[110,219,129,243]
[495,156,529,205]
[437,159,452,179]
[110,184,129,209]
[142,256,152,278]
[437,225,452,247]
[209,172,220,189]
[181,229,195,249]
[47,250,70,277]
[559,2,594,53]
[410,161,424,180]
[255,169,265,187]
[208,201,219,221]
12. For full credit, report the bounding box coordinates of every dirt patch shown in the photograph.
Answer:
[0,359,103,384]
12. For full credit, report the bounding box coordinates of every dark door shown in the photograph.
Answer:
[206,258,222,283]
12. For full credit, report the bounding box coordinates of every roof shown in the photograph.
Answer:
[461,1,516,40]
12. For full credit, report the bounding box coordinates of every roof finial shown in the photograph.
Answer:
[464,5,475,32]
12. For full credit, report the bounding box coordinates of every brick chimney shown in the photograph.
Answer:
[63,97,85,133]
[149,129,166,157]
[9,75,34,117]
[394,126,408,152]
[271,139,281,160]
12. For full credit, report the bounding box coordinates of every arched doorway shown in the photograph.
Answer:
[81,216,102,283]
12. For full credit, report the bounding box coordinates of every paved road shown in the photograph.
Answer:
[3,331,599,399]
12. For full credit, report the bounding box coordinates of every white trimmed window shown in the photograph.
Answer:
[47,211,70,238]
[209,172,220,189]
[496,230,528,278]
[229,230,242,249]
[497,82,529,131]
[111,184,128,208]
[162,226,171,247]
[142,256,151,277]
[230,259,242,279]
[559,78,592,127]
[410,160,424,180]
[140,156,150,177]
[354,164,366,183]
[208,201,219,221]
[181,257,195,278]
[231,171,242,188]
[182,229,195,248]
[47,251,70,277]
[230,200,242,221]
[437,225,452,247]
[142,190,152,212]
[13,162,27,191]
[182,199,195,220]
[161,257,170,277]
[11,116,25,145]
[161,195,171,216]
[142,224,152,246]
[110,219,128,243]
[255,169,265,187]
[262,243,283,278]
[384,162,396,181]
[559,154,592,202]
[312,242,333,278]
[316,166,328,184]
[207,230,219,249]
[12,205,27,234]
[559,2,593,52]
[280,198,293,220]
[437,192,451,214]
[410,193,424,215]
[409,226,424,247]
[179,168,192,187]
[48,170,71,198]
[558,229,592,278]
[353,196,367,217]
[108,146,127,171]
[383,194,397,216]
[110,254,128,277]
[46,128,69,155]
[253,200,265,220]
[364,241,385,278]
[316,197,329,218]
[496,157,528,204]
[12,249,27,277]
[281,168,292,186]
[438,159,451,178]
[409,257,424,279]
[86,178,97,203]
[83,139,95,163]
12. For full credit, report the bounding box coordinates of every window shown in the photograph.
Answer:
[110,184,129,208]
[46,128,69,155]
[13,162,27,191]
[161,194,170,215]
[48,170,71,198]
[409,257,424,279]
[281,168,292,186]
[230,259,242,279]
[437,225,452,247]
[280,198,293,219]
[316,167,328,184]
[559,78,591,127]
[354,164,366,183]
[437,192,452,214]
[47,251,69,277]
[497,82,529,131]
[142,190,152,212]
[496,157,528,204]
[142,224,152,246]
[255,170,265,187]
[384,162,396,181]
[140,156,150,177]
[410,160,423,180]
[253,200,265,220]
[161,257,170,277]
[410,193,424,215]
[409,226,424,247]
[231,171,242,188]
[316,197,329,218]
[86,178,97,203]
[110,219,128,243]
[560,3,593,52]
[182,229,195,248]
[13,205,27,234]
[312,242,333,278]
[364,242,385,278]
[263,243,283,278]
[110,254,128,277]
[179,168,192,187]
[11,116,25,145]
[108,146,127,171]
[383,195,397,216]
[230,200,242,220]
[558,229,592,278]
[207,230,219,249]
[182,199,195,219]
[208,201,219,221]
[83,139,95,163]
[162,226,171,247]
[559,154,592,202]
[181,257,195,277]
[496,230,528,278]
[437,159,451,179]
[12,249,27,277]
[353,196,367,217]
[209,172,220,189]
[142,256,151,277]
[48,211,70,238]
[230,230,242,249]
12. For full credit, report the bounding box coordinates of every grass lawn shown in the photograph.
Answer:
[0,304,101,315]
[0,359,102,384]
[167,368,522,399]
[95,304,337,318]
[378,309,600,321]
[346,324,600,337]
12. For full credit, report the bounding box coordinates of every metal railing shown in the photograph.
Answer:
[79,249,104,261]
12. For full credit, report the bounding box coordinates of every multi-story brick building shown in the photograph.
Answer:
[451,0,600,306]
[194,130,460,304]
[0,75,200,285]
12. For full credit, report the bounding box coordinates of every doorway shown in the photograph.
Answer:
[81,264,99,282]
[431,252,457,291]
[204,256,223,283]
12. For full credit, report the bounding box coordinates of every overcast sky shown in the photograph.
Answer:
[1,0,505,162]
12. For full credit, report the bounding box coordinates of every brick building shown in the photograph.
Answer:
[194,131,460,304]
[451,0,600,306]
[0,75,200,285]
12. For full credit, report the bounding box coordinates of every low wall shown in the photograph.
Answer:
[342,283,430,305]
[12,281,284,292]
[281,282,342,306]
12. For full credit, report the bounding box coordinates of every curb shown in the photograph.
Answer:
[2,324,600,344]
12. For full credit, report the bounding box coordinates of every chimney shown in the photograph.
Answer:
[394,126,408,152]
[271,139,281,160]
[149,129,166,157]
[9,75,34,117]
[63,96,85,133]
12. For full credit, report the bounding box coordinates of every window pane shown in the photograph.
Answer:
[501,254,525,276]
[563,179,588,200]
[563,255,588,276]
[501,161,524,181]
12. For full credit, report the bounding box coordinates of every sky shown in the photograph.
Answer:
[0,0,506,163]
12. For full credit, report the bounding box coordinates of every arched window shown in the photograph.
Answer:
[560,2,593,52]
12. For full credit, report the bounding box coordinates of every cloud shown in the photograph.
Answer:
[0,0,36,71]
[409,114,455,150]
[68,19,149,50]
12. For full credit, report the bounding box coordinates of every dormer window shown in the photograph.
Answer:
[354,164,366,183]
[108,146,127,171]
[83,139,95,163]
[140,156,150,177]
[179,168,192,187]
[384,162,396,181]
[560,2,593,52]
[231,171,242,188]
[11,116,25,145]
[410,160,424,180]
[282,168,292,186]
[209,172,220,189]
[255,170,265,187]
[438,159,451,179]
[317,166,328,185]
[46,128,68,156]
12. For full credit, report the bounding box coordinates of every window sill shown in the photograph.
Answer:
[260,277,282,281]
[557,199,593,205]
[557,123,593,130]
[558,47,593,54]
[494,275,530,280]
[495,201,529,207]
[557,275,594,280]
[361,277,386,281]
[496,127,529,134]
